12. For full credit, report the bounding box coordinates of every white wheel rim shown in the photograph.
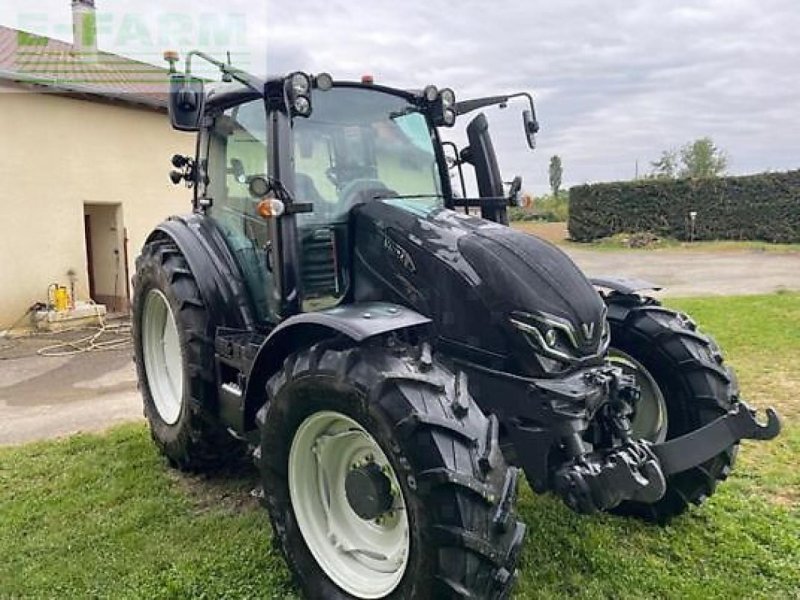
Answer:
[608,349,668,443]
[288,411,410,598]
[142,289,183,425]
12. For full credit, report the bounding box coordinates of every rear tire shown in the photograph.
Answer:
[256,337,525,599]
[605,293,738,522]
[132,237,244,471]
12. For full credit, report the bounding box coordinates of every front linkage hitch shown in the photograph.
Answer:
[465,362,781,515]
[549,367,669,513]
[554,398,780,514]
[554,440,667,515]
[552,368,781,514]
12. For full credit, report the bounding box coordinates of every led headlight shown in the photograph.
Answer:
[509,310,610,366]
[510,315,573,363]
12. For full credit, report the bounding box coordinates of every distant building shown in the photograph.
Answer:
[0,0,193,327]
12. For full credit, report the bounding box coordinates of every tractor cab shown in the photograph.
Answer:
[166,52,538,323]
[201,81,448,322]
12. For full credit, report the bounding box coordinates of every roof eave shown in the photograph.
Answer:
[0,69,167,110]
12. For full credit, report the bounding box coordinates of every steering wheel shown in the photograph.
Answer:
[338,179,397,211]
[325,167,339,187]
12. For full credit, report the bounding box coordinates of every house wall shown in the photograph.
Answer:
[0,82,195,328]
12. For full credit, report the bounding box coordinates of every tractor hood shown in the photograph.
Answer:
[351,201,608,375]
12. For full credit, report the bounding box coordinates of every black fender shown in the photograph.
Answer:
[590,276,662,295]
[147,214,256,330]
[241,302,431,430]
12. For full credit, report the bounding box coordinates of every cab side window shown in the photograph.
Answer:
[204,99,278,322]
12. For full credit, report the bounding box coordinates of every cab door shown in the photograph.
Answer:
[202,98,278,323]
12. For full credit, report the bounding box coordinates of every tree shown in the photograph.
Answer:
[649,150,679,179]
[549,155,563,197]
[679,137,728,178]
[648,137,728,180]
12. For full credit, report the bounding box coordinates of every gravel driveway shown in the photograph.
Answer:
[565,247,800,297]
[1,247,797,445]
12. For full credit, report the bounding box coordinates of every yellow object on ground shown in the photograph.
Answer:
[53,286,70,312]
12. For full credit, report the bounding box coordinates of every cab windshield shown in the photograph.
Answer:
[293,87,443,224]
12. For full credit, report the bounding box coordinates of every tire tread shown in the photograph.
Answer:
[132,237,244,472]
[256,340,524,599]
[607,295,738,522]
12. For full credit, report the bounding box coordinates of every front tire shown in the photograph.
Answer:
[132,237,243,471]
[605,293,739,522]
[256,338,525,599]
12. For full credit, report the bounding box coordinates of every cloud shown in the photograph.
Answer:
[3,0,798,192]
[264,0,800,190]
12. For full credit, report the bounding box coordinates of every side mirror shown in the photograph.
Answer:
[523,109,539,150]
[464,113,507,224]
[168,74,205,131]
[229,158,246,183]
[507,175,523,206]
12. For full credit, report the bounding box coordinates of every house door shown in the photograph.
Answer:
[83,203,129,313]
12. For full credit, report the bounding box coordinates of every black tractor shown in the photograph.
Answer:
[132,51,780,599]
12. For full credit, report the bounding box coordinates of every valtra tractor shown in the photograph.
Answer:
[132,50,780,599]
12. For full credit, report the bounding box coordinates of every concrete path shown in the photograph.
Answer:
[0,336,141,445]
[1,246,797,446]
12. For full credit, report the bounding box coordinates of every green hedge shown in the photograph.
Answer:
[509,193,570,223]
[568,170,800,243]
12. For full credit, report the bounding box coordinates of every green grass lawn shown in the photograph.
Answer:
[2,294,799,599]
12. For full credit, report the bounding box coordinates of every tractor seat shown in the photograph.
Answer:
[295,172,327,213]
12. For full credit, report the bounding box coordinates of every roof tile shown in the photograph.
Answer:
[0,25,169,107]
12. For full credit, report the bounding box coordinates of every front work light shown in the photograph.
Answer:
[440,88,456,108]
[428,87,457,127]
[315,72,334,91]
[293,96,312,116]
[285,71,313,118]
[423,84,439,103]
[290,72,311,96]
[248,175,272,198]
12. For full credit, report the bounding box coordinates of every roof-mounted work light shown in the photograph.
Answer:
[285,71,313,117]
[315,72,334,91]
[425,86,457,127]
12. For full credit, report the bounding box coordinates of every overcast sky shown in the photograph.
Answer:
[3,0,798,193]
